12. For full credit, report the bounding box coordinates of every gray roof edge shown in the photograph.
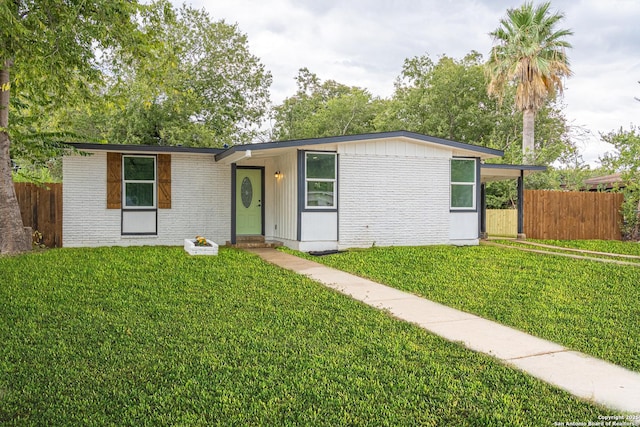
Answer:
[215,131,503,161]
[65,142,224,155]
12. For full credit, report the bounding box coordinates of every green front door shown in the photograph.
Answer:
[236,168,263,235]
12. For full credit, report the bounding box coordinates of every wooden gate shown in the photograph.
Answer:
[486,209,517,237]
[14,182,63,247]
[524,190,623,240]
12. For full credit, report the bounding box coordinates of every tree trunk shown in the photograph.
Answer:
[522,108,535,164]
[0,59,31,255]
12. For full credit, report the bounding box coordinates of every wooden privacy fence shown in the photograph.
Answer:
[14,182,62,247]
[523,190,623,240]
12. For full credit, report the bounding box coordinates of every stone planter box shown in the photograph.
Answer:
[184,238,219,256]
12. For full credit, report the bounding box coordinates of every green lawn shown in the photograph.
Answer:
[289,245,640,373]
[0,247,613,425]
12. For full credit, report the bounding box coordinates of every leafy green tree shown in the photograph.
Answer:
[382,52,571,162]
[272,68,384,140]
[1,0,144,255]
[61,1,272,147]
[600,126,640,239]
[375,55,434,134]
[381,52,504,145]
[487,1,572,164]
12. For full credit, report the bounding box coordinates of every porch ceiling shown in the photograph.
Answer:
[481,164,547,183]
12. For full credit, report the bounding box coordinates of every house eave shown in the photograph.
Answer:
[217,149,252,165]
[65,142,224,155]
[481,164,547,183]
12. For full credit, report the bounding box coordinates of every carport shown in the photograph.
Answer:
[480,164,547,238]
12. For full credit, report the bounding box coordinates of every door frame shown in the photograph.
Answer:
[231,164,265,244]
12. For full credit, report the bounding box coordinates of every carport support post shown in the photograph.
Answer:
[480,183,488,239]
[517,170,526,239]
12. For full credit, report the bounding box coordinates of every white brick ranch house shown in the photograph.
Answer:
[62,131,543,251]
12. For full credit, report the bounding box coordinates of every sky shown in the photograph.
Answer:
[186,0,640,166]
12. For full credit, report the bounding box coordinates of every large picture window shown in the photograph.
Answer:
[306,152,336,208]
[450,158,476,210]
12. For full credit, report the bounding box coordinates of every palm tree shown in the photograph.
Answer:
[487,2,572,164]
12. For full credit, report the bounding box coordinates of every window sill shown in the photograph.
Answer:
[450,209,478,213]
[302,208,338,213]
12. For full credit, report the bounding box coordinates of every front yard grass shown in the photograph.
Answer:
[0,247,612,425]
[290,245,640,373]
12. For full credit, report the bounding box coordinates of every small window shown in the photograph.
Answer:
[450,159,476,210]
[306,152,336,208]
[122,155,157,235]
[123,156,156,208]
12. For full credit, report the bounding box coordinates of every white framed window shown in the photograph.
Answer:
[450,158,476,210]
[122,155,157,235]
[123,156,156,208]
[305,152,337,209]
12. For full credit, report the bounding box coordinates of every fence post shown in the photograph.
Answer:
[480,183,487,239]
[517,171,525,239]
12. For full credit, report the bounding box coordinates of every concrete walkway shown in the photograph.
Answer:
[482,240,640,267]
[249,248,640,414]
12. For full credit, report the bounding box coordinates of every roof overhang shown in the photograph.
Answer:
[217,149,252,165]
[64,142,224,155]
[481,164,547,183]
[583,173,625,190]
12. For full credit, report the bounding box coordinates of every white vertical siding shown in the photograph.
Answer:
[261,159,275,240]
[270,150,298,241]
[337,140,451,248]
[339,138,449,158]
[62,151,231,247]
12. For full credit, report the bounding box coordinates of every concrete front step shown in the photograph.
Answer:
[236,235,266,243]
[226,239,283,249]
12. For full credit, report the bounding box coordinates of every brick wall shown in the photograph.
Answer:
[338,153,451,248]
[62,151,231,247]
